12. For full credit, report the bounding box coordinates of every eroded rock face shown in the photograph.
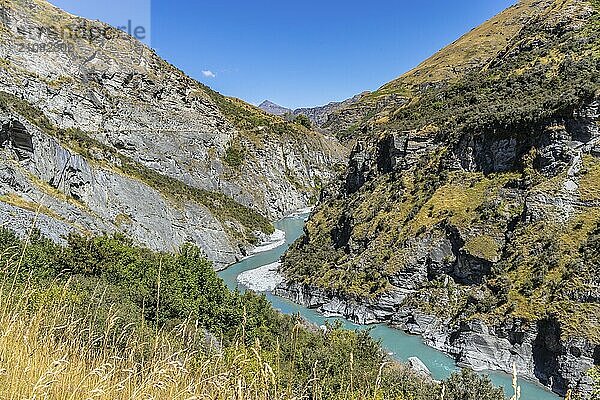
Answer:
[279,94,600,396]
[276,280,598,396]
[294,92,370,129]
[0,0,346,212]
[0,0,346,267]
[274,281,407,325]
[1,119,33,159]
[278,0,600,396]
[0,111,241,268]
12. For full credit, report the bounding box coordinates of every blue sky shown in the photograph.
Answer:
[49,0,515,109]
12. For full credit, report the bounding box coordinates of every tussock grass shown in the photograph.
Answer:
[0,302,276,399]
[0,277,511,400]
[0,192,62,220]
[0,278,322,399]
[0,235,378,400]
[0,218,507,400]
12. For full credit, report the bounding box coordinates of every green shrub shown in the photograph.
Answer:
[444,369,505,400]
[0,228,505,399]
[293,114,312,129]
[223,142,246,168]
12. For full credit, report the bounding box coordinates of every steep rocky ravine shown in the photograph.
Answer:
[278,0,600,396]
[0,0,346,268]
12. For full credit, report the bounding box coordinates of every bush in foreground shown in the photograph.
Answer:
[0,228,506,399]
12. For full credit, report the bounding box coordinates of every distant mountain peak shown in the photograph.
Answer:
[258,100,291,116]
[259,100,280,107]
[259,93,369,129]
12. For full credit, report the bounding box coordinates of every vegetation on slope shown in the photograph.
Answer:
[377,0,568,92]
[201,84,313,138]
[282,0,600,343]
[387,18,600,141]
[284,153,527,295]
[0,228,506,399]
[199,85,345,204]
[328,0,600,140]
[354,0,600,144]
[0,91,274,238]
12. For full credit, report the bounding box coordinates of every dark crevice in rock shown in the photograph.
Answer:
[533,317,567,394]
[1,119,34,160]
[345,141,370,195]
[376,133,408,174]
[445,224,493,285]
[331,212,353,252]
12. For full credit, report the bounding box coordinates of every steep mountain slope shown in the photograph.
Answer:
[278,0,600,396]
[322,0,582,140]
[294,92,369,129]
[0,0,346,268]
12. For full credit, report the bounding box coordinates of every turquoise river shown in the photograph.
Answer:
[218,213,560,400]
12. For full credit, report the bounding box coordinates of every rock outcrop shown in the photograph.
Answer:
[259,92,370,135]
[279,0,600,396]
[0,109,241,266]
[0,0,346,268]
[294,92,369,130]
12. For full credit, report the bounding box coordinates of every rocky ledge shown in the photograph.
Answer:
[274,280,596,397]
[276,95,600,398]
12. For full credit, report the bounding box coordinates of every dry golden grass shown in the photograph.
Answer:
[0,248,377,400]
[579,155,600,202]
[0,290,292,400]
[375,0,583,95]
[0,282,407,400]
[0,192,63,221]
[0,240,290,400]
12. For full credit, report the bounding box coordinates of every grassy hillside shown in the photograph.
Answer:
[327,0,598,139]
[282,0,600,346]
[377,0,558,94]
[0,228,507,399]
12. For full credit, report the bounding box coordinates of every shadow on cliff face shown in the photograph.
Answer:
[444,224,493,285]
[533,317,567,394]
[1,120,33,160]
[331,212,353,253]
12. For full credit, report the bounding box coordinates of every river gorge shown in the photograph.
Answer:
[218,212,560,400]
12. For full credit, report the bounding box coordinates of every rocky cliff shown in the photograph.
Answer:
[294,92,369,130]
[0,0,346,268]
[278,0,600,396]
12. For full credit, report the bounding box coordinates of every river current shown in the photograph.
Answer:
[218,213,560,400]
